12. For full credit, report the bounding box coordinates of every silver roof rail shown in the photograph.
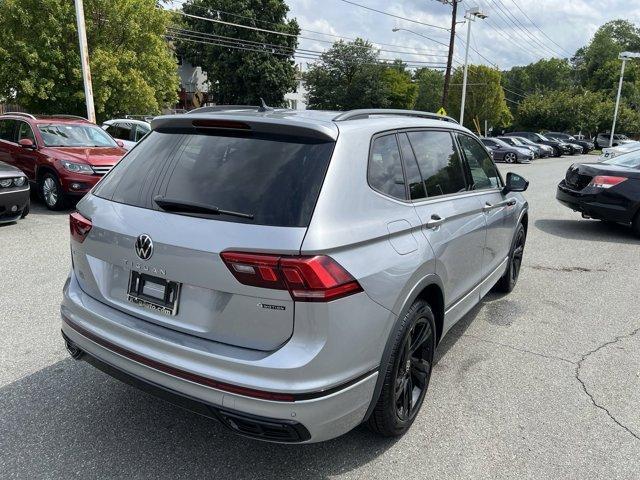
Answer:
[332,109,459,124]
[46,114,88,120]
[1,112,36,119]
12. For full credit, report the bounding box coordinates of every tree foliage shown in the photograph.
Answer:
[177,0,299,106]
[414,68,444,112]
[0,0,179,120]
[448,65,513,130]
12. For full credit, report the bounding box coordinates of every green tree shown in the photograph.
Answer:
[448,65,512,131]
[413,68,445,112]
[177,0,299,105]
[0,0,179,120]
[381,61,417,109]
[502,58,574,109]
[304,39,389,110]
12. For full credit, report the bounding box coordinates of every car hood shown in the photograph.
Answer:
[45,146,126,166]
[0,160,25,178]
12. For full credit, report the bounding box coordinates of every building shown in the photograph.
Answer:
[284,64,307,110]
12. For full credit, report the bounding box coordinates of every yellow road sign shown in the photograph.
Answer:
[436,107,447,116]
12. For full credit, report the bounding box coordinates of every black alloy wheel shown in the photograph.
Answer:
[496,223,526,292]
[368,300,436,437]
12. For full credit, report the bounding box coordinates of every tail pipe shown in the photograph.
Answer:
[62,331,85,360]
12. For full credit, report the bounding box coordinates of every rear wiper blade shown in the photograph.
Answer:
[153,196,254,220]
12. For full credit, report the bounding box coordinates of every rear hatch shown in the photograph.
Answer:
[564,162,638,191]
[72,119,336,351]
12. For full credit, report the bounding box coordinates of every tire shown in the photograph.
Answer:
[368,300,436,437]
[20,199,30,218]
[39,173,66,210]
[632,211,640,238]
[496,223,526,293]
[504,152,517,164]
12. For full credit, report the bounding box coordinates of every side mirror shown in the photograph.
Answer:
[115,139,125,148]
[503,172,529,193]
[18,138,36,149]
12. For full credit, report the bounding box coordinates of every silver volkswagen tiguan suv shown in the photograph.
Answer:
[61,108,529,443]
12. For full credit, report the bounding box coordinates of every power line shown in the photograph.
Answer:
[507,0,573,56]
[335,0,451,31]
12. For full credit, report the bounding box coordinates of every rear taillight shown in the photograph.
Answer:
[589,176,628,189]
[69,212,92,243]
[220,252,362,302]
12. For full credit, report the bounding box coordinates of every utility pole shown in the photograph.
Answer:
[440,0,461,110]
[74,0,96,123]
[459,7,487,125]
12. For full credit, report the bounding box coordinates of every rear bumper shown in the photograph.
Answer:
[0,186,29,223]
[61,272,385,442]
[556,181,633,223]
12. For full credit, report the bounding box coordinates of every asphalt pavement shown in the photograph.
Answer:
[1,155,639,479]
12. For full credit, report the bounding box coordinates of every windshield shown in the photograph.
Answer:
[537,134,551,141]
[602,150,640,169]
[38,124,117,147]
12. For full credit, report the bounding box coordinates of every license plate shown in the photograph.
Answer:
[127,271,181,316]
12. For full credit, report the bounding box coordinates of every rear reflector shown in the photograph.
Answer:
[69,212,92,243]
[589,175,627,189]
[221,252,362,302]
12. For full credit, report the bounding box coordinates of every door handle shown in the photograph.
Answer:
[426,214,445,229]
[482,202,494,212]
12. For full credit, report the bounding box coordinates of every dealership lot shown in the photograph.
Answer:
[1,155,639,479]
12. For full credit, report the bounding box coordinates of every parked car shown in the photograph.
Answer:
[0,113,127,210]
[505,132,571,156]
[102,118,151,150]
[595,132,632,149]
[557,149,640,236]
[61,108,530,443]
[545,132,594,153]
[497,136,542,158]
[0,160,29,223]
[506,137,554,158]
[481,137,534,163]
[600,141,640,161]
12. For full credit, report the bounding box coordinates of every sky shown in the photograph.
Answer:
[286,0,640,70]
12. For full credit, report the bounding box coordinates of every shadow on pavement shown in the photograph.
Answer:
[0,357,398,479]
[534,218,638,243]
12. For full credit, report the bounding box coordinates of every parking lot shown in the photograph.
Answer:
[1,154,638,479]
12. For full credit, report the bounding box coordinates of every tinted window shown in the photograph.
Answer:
[398,133,425,200]
[457,134,501,190]
[368,134,406,200]
[16,121,36,143]
[106,123,133,141]
[0,119,16,142]
[407,131,467,197]
[94,130,335,227]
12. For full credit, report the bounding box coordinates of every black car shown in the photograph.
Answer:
[0,161,30,223]
[546,132,594,153]
[498,136,544,158]
[481,137,534,163]
[556,150,640,236]
[506,132,571,157]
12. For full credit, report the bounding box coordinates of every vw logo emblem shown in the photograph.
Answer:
[135,234,153,260]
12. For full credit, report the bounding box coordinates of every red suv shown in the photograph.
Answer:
[0,113,127,209]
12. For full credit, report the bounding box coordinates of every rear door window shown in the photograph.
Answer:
[0,119,17,142]
[368,134,406,200]
[94,130,335,227]
[407,130,467,197]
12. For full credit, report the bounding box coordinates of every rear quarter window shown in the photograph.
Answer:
[94,130,335,227]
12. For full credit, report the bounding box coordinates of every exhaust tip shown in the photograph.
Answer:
[62,333,84,360]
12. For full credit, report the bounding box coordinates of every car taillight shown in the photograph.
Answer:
[220,252,362,302]
[589,176,628,189]
[69,212,92,243]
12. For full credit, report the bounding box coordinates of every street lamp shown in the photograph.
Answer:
[610,51,640,147]
[459,7,487,125]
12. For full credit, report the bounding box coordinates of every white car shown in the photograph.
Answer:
[600,141,640,161]
[102,119,151,150]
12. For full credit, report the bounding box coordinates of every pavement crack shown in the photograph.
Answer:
[575,327,640,442]
[461,334,576,365]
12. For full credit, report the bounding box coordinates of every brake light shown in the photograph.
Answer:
[220,252,362,302]
[589,176,628,189]
[69,212,92,243]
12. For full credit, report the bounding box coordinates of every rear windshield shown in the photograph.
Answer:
[602,151,640,169]
[93,130,335,227]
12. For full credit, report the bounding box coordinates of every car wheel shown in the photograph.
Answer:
[496,223,526,293]
[40,173,66,210]
[504,152,517,164]
[20,199,30,218]
[368,300,436,437]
